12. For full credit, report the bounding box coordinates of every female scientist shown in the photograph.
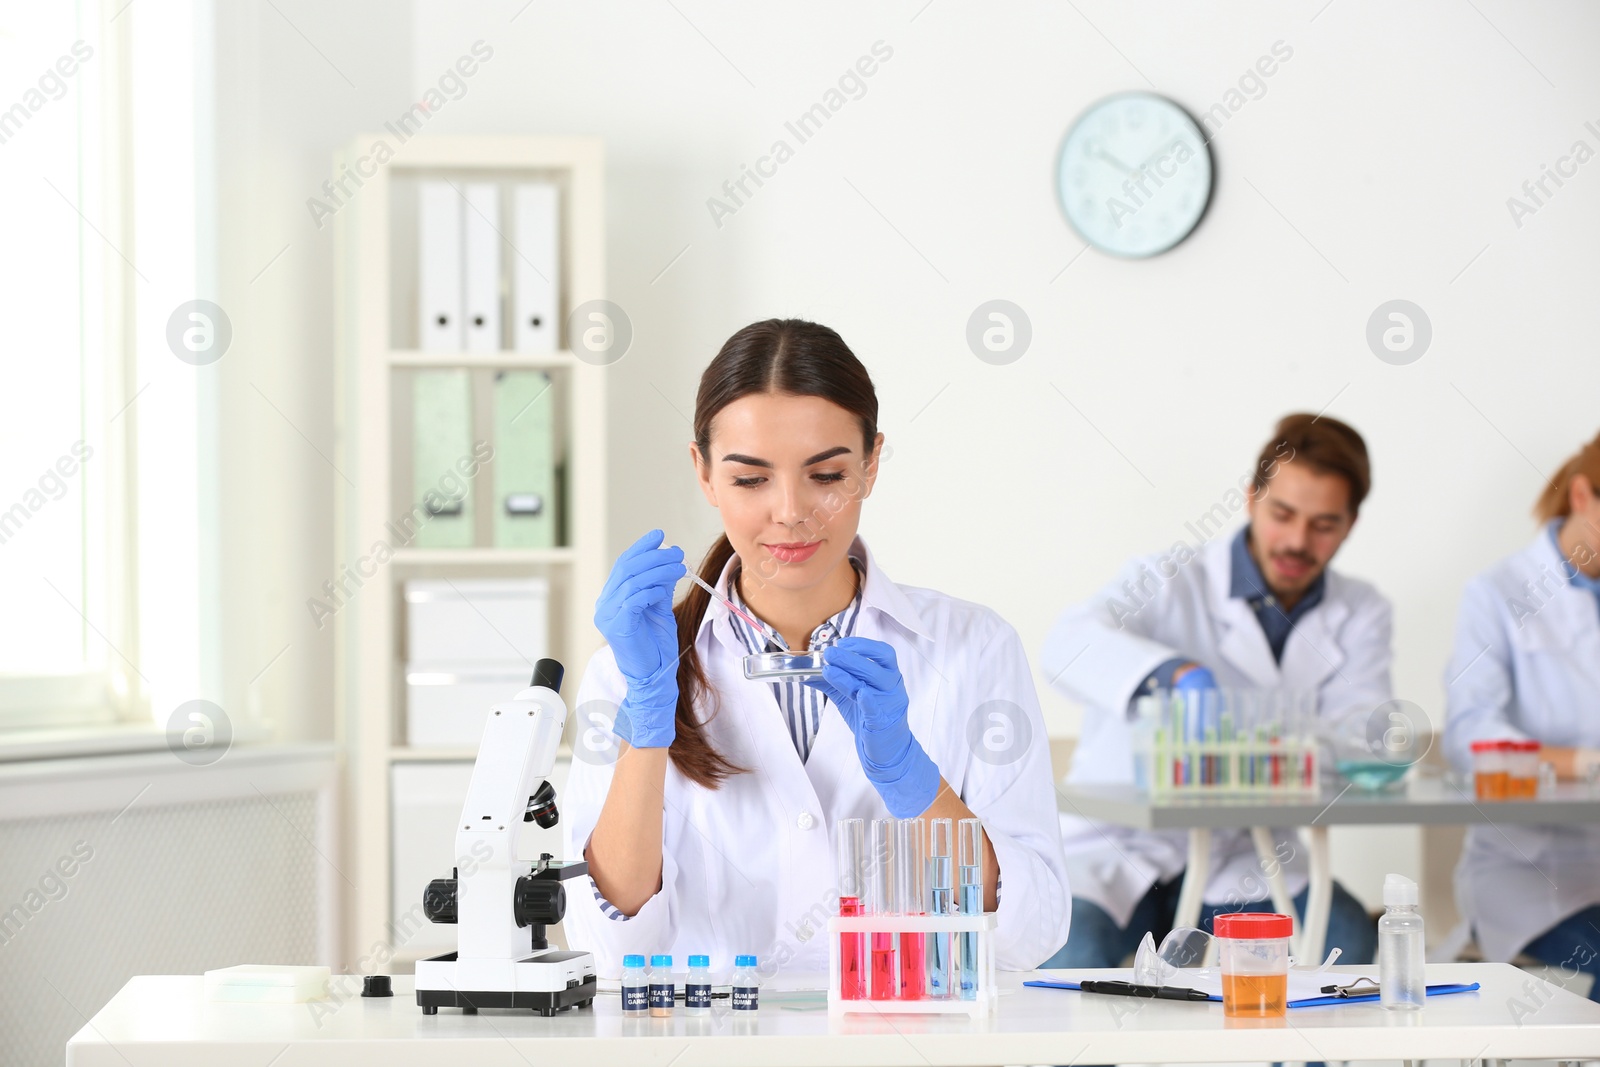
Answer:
[561,319,1070,977]
[1444,430,1600,999]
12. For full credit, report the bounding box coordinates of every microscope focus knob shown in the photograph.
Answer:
[513,876,566,928]
[422,878,457,924]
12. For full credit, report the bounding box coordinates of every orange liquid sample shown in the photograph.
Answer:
[1222,971,1287,1017]
[1476,771,1509,800]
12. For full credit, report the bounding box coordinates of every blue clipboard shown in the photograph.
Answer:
[1024,978,1480,1008]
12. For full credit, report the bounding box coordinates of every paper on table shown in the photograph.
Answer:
[204,964,330,1003]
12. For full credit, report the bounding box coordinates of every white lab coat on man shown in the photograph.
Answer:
[1040,527,1393,927]
[1444,530,1600,963]
[563,537,1071,979]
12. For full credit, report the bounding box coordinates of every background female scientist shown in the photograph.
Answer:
[1445,430,1600,1000]
[561,318,1070,977]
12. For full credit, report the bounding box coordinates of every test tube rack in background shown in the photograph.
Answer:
[1131,687,1320,797]
[828,815,997,1017]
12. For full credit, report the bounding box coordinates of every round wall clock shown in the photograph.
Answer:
[1056,92,1213,258]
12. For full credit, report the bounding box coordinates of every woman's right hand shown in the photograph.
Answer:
[593,529,686,748]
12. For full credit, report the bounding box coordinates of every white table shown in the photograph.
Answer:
[1056,774,1600,962]
[66,964,1600,1065]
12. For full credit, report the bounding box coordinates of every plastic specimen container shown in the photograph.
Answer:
[1214,912,1292,1018]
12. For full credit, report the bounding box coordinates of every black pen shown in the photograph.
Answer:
[1078,979,1212,1002]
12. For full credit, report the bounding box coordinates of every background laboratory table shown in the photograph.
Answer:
[1056,774,1600,962]
[66,964,1600,1065]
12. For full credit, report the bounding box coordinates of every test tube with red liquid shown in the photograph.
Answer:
[869,818,897,1000]
[837,817,866,1000]
[895,817,926,999]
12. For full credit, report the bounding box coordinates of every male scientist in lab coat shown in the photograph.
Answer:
[1040,413,1388,967]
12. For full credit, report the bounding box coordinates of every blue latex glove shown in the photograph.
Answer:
[593,529,686,748]
[804,636,941,817]
[1173,663,1217,692]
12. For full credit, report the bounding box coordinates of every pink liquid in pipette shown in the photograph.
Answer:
[686,572,783,647]
[898,916,926,999]
[839,896,866,1000]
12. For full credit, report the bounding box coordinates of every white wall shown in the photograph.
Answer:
[406,0,1599,725]
[210,0,414,744]
[210,0,1600,913]
[401,0,1600,911]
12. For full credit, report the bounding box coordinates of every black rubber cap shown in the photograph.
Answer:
[362,975,393,997]
[531,658,564,695]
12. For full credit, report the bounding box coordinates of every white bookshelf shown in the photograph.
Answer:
[332,135,607,969]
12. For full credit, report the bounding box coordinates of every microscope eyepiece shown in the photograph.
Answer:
[531,658,564,694]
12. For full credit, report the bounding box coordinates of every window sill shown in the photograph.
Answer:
[0,721,272,763]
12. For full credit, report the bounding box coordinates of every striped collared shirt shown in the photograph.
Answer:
[726,555,866,764]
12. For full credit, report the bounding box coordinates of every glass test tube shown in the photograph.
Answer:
[869,818,897,1000]
[895,818,926,1000]
[836,817,867,1000]
[957,818,984,1000]
[926,817,954,998]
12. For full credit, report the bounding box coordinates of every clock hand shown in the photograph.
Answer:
[1137,138,1183,172]
[1092,147,1140,176]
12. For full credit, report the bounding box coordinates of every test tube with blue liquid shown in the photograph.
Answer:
[957,818,984,1000]
[926,817,953,998]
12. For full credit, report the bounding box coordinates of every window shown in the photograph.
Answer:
[0,0,204,733]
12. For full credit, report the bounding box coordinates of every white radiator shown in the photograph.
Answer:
[0,742,338,1067]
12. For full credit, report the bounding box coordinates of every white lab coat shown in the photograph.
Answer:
[562,537,1071,978]
[1040,528,1393,927]
[1443,530,1600,963]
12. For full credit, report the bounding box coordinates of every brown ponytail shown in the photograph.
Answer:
[1534,430,1600,523]
[666,319,880,789]
[667,534,745,788]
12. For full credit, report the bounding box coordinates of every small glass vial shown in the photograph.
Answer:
[731,954,759,1012]
[648,954,674,1018]
[620,954,648,1017]
[684,954,712,1016]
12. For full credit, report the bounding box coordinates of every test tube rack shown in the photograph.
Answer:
[826,913,997,1017]
[1138,736,1321,796]
[1132,688,1321,797]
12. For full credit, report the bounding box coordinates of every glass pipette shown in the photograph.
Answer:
[684,571,787,650]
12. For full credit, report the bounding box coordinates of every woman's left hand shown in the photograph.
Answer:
[804,636,941,817]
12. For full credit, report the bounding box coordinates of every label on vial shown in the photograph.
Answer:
[621,984,647,1013]
[731,985,759,1011]
[649,982,674,1010]
[685,982,712,1009]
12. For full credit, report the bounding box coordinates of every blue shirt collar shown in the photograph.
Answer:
[1228,525,1326,613]
[1546,519,1600,595]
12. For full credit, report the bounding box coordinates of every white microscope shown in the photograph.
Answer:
[414,658,599,1016]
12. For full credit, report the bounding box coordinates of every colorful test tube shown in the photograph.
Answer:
[836,817,866,1000]
[957,818,984,1000]
[895,818,926,999]
[868,818,897,1001]
[926,818,954,998]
